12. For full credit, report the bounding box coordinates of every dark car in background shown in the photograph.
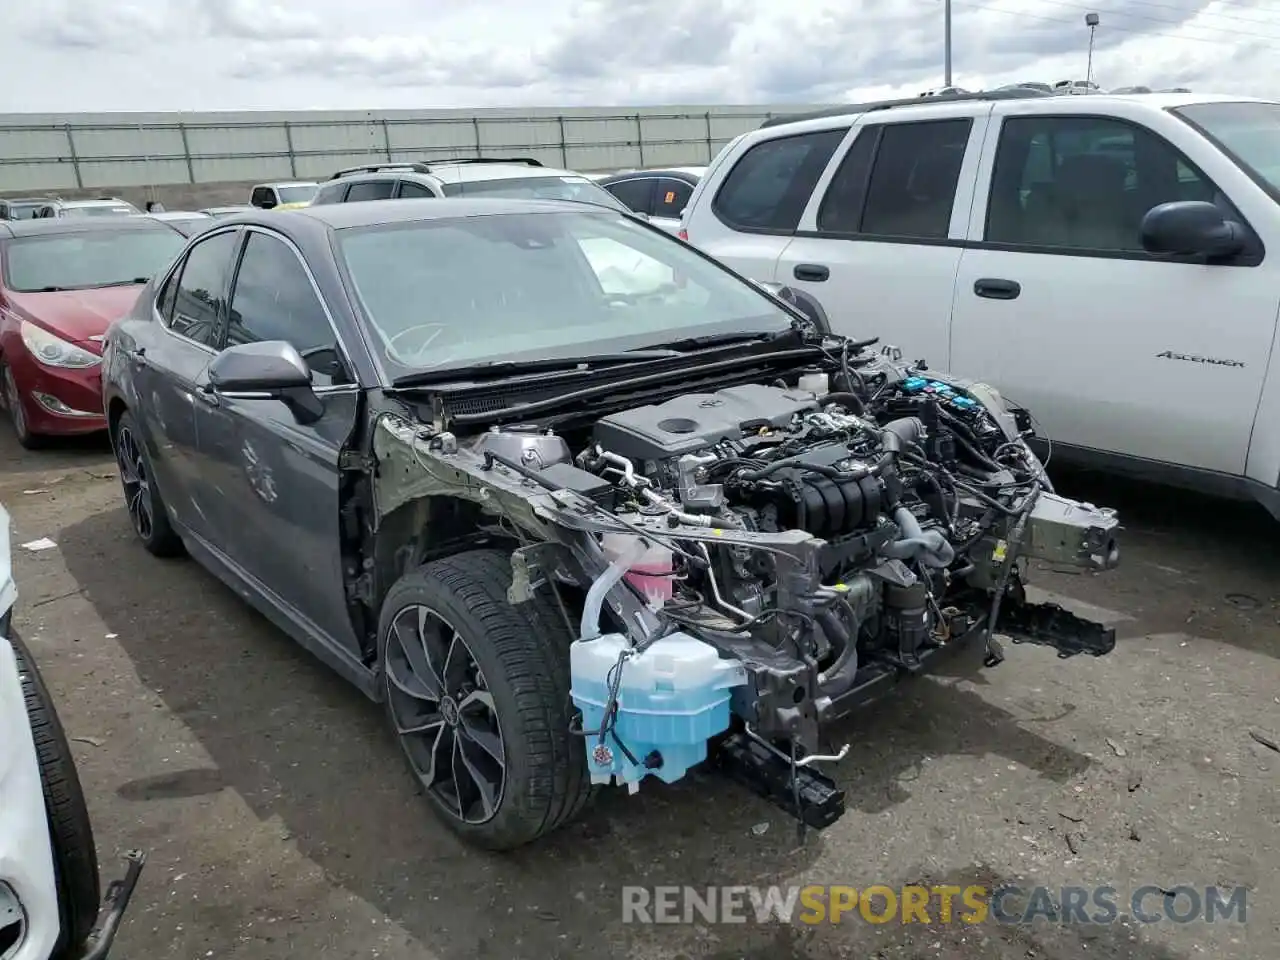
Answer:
[0,218,186,447]
[595,167,704,234]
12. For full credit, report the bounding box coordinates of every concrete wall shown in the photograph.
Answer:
[0,104,824,208]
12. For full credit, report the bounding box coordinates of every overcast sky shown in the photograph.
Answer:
[6,0,1277,113]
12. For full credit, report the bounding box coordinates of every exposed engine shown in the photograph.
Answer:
[403,339,1123,833]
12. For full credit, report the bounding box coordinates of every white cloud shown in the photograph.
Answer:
[6,0,1279,112]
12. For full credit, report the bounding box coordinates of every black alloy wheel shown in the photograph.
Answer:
[112,411,184,557]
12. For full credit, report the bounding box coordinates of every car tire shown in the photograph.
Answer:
[0,362,45,450]
[10,629,101,957]
[378,549,593,850]
[111,410,184,558]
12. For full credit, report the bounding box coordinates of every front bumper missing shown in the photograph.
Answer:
[76,850,145,960]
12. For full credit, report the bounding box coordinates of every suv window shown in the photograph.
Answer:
[816,127,880,233]
[604,178,655,214]
[250,187,274,207]
[712,128,847,233]
[344,179,395,203]
[226,232,346,384]
[856,119,972,239]
[397,180,436,199]
[164,230,239,347]
[986,116,1221,251]
[311,182,346,205]
[655,178,694,218]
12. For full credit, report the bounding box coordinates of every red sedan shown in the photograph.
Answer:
[0,218,187,447]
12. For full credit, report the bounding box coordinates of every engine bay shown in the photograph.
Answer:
[379,335,1123,832]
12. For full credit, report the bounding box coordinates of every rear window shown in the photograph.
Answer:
[276,185,318,204]
[60,204,137,218]
[712,128,848,232]
[3,228,187,293]
[440,175,627,211]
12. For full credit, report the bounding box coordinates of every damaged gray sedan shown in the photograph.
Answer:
[100,198,1122,850]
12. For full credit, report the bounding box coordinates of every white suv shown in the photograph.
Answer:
[308,158,632,212]
[681,89,1280,518]
[0,504,145,959]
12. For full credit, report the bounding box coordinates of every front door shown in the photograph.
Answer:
[194,227,362,655]
[775,108,989,366]
[134,228,241,542]
[950,104,1280,475]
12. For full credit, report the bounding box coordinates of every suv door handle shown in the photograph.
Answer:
[793,263,830,282]
[974,278,1021,300]
[124,346,149,368]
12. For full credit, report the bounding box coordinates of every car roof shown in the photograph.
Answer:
[0,216,182,238]
[2,196,56,203]
[254,181,318,188]
[142,211,211,220]
[325,161,587,188]
[601,167,704,181]
[58,198,134,207]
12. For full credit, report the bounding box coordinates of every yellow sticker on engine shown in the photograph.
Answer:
[992,540,1008,562]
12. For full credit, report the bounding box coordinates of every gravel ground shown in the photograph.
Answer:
[3,427,1277,960]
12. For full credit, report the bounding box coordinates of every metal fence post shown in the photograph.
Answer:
[283,122,298,178]
[635,114,645,167]
[472,117,483,157]
[557,115,568,168]
[381,119,392,161]
[704,111,714,163]
[64,123,83,188]
[177,122,196,183]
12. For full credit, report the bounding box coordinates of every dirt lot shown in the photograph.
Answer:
[3,427,1278,960]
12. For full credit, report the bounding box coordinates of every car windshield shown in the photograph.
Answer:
[3,228,187,292]
[440,175,628,211]
[61,204,138,218]
[1173,101,1280,198]
[277,185,318,204]
[336,208,794,377]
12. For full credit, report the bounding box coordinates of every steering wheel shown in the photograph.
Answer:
[385,322,453,365]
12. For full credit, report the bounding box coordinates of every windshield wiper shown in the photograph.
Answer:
[390,349,681,388]
[641,329,794,352]
[98,277,151,287]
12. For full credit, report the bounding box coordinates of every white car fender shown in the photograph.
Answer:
[0,502,62,960]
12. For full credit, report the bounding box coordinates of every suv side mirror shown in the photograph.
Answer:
[205,341,322,423]
[1141,201,1244,259]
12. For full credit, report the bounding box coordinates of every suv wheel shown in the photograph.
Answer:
[378,550,592,850]
[11,630,101,957]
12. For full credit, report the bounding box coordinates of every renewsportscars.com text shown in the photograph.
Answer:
[621,884,1248,926]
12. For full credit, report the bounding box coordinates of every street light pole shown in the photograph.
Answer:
[1085,12,1099,91]
[944,0,953,86]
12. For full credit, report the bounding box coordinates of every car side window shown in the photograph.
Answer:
[165,231,239,347]
[855,119,973,239]
[604,178,655,214]
[712,128,847,233]
[225,232,348,386]
[397,180,436,199]
[985,115,1225,252]
[250,187,272,207]
[343,179,395,203]
[311,182,346,205]
[815,127,880,233]
[655,178,694,218]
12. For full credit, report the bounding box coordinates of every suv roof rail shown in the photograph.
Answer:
[433,157,545,168]
[328,162,434,180]
[758,86,1056,128]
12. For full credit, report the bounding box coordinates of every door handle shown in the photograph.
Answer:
[192,386,220,407]
[974,278,1021,300]
[125,346,149,368]
[793,263,830,282]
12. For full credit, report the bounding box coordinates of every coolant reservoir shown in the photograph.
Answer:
[601,533,674,607]
[570,631,746,792]
[798,370,829,395]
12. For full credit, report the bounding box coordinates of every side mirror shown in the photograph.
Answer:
[255,197,276,210]
[1141,201,1244,259]
[630,210,651,222]
[206,341,322,424]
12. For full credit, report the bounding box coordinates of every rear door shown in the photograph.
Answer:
[775,105,989,365]
[342,178,396,203]
[395,179,440,199]
[137,227,242,542]
[688,125,849,284]
[949,99,1280,475]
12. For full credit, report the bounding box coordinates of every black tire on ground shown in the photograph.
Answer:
[378,549,593,850]
[112,410,185,557]
[10,629,101,957]
[0,361,46,450]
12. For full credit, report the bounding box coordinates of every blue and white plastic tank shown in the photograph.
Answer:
[570,631,747,792]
